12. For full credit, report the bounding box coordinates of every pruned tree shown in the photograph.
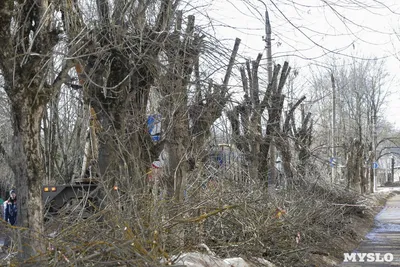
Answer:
[228,59,306,185]
[159,11,240,203]
[278,95,307,180]
[310,57,389,193]
[291,104,313,177]
[227,55,264,181]
[0,83,13,196]
[72,0,181,192]
[0,0,77,260]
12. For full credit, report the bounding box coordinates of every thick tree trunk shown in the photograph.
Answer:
[277,138,293,181]
[97,123,117,181]
[161,87,191,248]
[161,80,192,203]
[369,150,375,193]
[347,140,362,193]
[9,97,46,261]
[165,123,191,203]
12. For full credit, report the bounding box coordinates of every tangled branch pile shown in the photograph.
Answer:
[0,175,378,266]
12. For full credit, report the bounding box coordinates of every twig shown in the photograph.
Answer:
[272,248,307,258]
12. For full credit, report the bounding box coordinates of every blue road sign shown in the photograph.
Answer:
[330,157,336,167]
[372,162,378,169]
[147,114,162,141]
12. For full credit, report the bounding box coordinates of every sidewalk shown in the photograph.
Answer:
[341,193,400,266]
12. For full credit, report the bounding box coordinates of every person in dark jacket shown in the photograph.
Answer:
[4,190,17,225]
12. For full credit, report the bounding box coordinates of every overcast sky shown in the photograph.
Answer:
[186,0,400,127]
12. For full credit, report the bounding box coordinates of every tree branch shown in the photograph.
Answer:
[250,53,262,106]
[96,0,110,25]
[260,64,280,113]
[51,60,75,91]
[221,38,241,96]
[283,95,306,134]
[154,0,172,32]
[277,62,290,95]
[240,67,249,95]
[0,0,13,78]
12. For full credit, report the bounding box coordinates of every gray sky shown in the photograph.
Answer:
[189,0,400,127]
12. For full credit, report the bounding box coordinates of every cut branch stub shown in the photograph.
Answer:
[194,52,201,103]
[260,63,281,112]
[240,67,249,95]
[246,60,253,97]
[222,37,241,96]
[250,53,262,107]
[154,0,173,32]
[190,38,241,136]
[186,15,195,35]
[175,10,183,32]
[277,62,290,95]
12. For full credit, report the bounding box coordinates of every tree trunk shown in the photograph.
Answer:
[249,114,261,181]
[348,139,362,193]
[370,152,375,193]
[9,96,46,261]
[0,0,77,262]
[165,108,191,203]
[265,7,277,191]
[277,138,293,181]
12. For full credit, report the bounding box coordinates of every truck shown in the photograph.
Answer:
[42,64,104,218]
[42,178,102,217]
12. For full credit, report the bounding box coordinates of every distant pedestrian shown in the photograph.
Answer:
[4,190,17,225]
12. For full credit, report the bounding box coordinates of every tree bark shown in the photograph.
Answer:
[347,139,363,193]
[9,95,46,260]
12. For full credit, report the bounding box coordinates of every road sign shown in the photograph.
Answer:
[330,157,336,167]
[147,114,162,141]
[372,162,379,169]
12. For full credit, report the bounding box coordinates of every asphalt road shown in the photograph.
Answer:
[341,193,400,266]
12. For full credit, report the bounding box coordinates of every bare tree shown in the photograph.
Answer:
[0,0,78,260]
[228,58,307,186]
[309,57,389,193]
[292,104,313,177]
[151,13,241,247]
[67,0,183,193]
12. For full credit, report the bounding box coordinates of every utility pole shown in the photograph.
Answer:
[265,8,272,82]
[391,156,395,183]
[372,112,377,192]
[331,73,336,183]
[370,86,377,193]
[265,8,276,192]
[372,81,377,193]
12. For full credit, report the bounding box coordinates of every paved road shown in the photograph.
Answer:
[342,194,400,266]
